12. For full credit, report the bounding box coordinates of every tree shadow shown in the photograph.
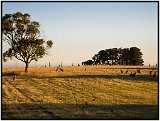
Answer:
[2,103,158,119]
[3,71,158,82]
[2,72,20,77]
[44,74,158,82]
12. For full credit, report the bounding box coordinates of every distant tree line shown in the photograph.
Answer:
[82,47,144,66]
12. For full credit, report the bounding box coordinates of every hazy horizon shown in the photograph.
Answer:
[2,2,158,67]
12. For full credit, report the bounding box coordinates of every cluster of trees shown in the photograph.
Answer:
[82,47,144,66]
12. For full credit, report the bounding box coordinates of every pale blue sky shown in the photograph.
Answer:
[2,2,158,67]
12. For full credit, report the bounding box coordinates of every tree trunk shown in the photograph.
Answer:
[25,62,29,72]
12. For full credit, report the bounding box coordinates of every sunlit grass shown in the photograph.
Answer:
[2,65,158,119]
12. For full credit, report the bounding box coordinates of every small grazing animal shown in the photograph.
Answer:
[60,68,63,72]
[13,75,16,81]
[85,100,88,105]
[56,67,63,72]
[137,69,141,74]
[56,66,59,72]
[132,72,136,77]
[153,73,156,77]
[125,69,128,74]
[150,70,152,75]
[121,70,123,74]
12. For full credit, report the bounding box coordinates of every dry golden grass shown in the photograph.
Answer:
[2,65,158,119]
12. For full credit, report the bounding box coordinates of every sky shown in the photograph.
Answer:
[2,2,158,67]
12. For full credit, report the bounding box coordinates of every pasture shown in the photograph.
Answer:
[2,65,158,119]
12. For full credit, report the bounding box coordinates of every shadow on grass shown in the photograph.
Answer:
[2,72,20,77]
[2,72,158,82]
[48,74,158,82]
[2,103,158,119]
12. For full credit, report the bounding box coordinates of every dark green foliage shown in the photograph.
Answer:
[83,47,144,66]
[120,48,131,65]
[82,60,93,65]
[2,12,53,72]
[129,47,144,65]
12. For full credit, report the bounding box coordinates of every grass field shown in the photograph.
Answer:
[2,65,159,119]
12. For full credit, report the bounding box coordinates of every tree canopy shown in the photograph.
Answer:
[82,47,144,66]
[2,12,53,72]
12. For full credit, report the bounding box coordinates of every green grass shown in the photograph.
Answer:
[2,65,158,119]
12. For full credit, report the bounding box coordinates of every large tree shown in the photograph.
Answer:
[2,12,53,72]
